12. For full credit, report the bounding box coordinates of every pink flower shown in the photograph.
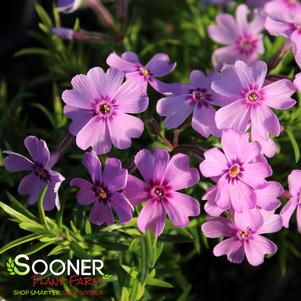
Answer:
[213,60,296,148]
[199,129,272,212]
[202,208,282,266]
[294,72,301,92]
[265,0,301,67]
[62,67,148,154]
[247,0,270,9]
[208,4,265,66]
[203,181,283,216]
[156,70,226,138]
[106,51,177,93]
[3,136,65,211]
[123,148,200,236]
[281,170,301,233]
[71,151,133,226]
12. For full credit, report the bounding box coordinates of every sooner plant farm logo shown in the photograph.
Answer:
[5,254,109,277]
[5,254,112,297]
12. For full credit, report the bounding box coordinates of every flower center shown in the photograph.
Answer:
[143,68,149,76]
[229,163,240,178]
[239,230,249,238]
[99,103,111,114]
[192,90,206,101]
[237,35,257,55]
[35,166,49,180]
[155,187,164,197]
[248,92,259,102]
[97,187,108,199]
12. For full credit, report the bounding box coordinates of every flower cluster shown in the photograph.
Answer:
[3,0,301,269]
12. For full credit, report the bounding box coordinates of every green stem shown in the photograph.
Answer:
[38,183,49,230]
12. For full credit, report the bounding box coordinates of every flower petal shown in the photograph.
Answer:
[215,99,250,133]
[137,199,166,237]
[89,201,114,226]
[192,104,221,138]
[163,192,200,227]
[199,147,228,178]
[288,169,301,196]
[123,175,150,205]
[113,80,148,113]
[70,178,96,205]
[244,240,265,266]
[156,95,194,129]
[64,105,94,136]
[76,116,112,154]
[110,192,134,224]
[135,148,169,184]
[83,151,102,184]
[202,217,235,238]
[18,173,44,205]
[108,113,144,149]
[106,52,137,72]
[280,198,297,228]
[164,153,200,190]
[213,237,245,264]
[145,53,176,77]
[3,151,33,172]
[257,211,282,234]
[262,79,296,110]
[103,158,127,191]
[24,136,50,166]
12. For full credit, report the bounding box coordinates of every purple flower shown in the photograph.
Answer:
[199,129,272,212]
[208,4,265,66]
[123,148,200,236]
[202,208,282,266]
[57,0,83,13]
[52,27,74,40]
[203,181,283,216]
[294,72,301,92]
[265,0,301,67]
[71,151,133,225]
[3,136,65,211]
[156,70,226,138]
[106,52,176,93]
[213,60,296,152]
[247,0,270,9]
[62,67,148,154]
[281,170,301,233]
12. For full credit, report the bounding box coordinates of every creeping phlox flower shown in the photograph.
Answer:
[199,129,273,212]
[106,51,177,93]
[71,151,133,225]
[57,0,84,13]
[208,4,265,66]
[202,180,283,217]
[156,70,226,138]
[3,136,65,211]
[294,73,301,92]
[202,208,282,266]
[213,60,296,157]
[123,148,200,236]
[265,0,301,68]
[281,170,301,233]
[62,67,148,154]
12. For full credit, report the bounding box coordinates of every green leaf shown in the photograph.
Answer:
[287,129,300,163]
[120,287,129,301]
[14,48,50,57]
[6,192,37,221]
[25,241,55,256]
[38,183,49,230]
[35,3,53,30]
[0,234,44,254]
[146,278,173,288]
[0,202,33,223]
[177,284,192,301]
[69,241,90,259]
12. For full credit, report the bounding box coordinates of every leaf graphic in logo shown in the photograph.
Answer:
[102,274,112,280]
[6,258,16,275]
